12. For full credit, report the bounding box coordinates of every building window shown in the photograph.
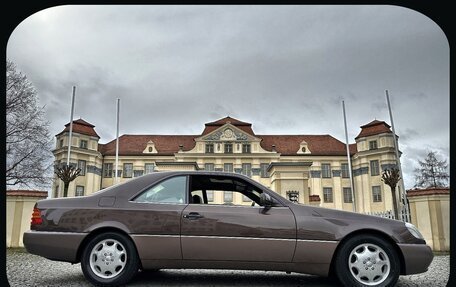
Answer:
[205,143,214,153]
[148,147,153,152]
[80,139,88,149]
[78,160,86,176]
[323,187,333,203]
[54,185,59,198]
[59,139,64,148]
[341,163,350,178]
[372,186,382,202]
[204,163,215,171]
[75,186,84,197]
[242,144,251,153]
[370,160,380,176]
[260,163,269,178]
[123,163,133,178]
[144,163,155,174]
[206,190,214,202]
[224,143,233,153]
[321,164,332,178]
[369,140,378,150]
[343,187,353,203]
[224,163,233,173]
[224,191,233,203]
[241,163,252,177]
[103,163,113,177]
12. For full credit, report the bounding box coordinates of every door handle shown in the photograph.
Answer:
[183,212,204,220]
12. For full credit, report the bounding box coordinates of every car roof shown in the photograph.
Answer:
[96,171,257,198]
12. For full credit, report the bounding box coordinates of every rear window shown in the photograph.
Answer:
[134,176,186,204]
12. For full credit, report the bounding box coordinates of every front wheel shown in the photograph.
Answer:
[81,232,139,286]
[334,235,400,287]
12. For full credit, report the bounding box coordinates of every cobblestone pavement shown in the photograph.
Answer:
[6,249,450,286]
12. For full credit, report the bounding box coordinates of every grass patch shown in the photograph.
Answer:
[433,251,450,256]
[6,247,28,254]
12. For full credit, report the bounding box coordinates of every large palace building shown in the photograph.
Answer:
[52,116,402,213]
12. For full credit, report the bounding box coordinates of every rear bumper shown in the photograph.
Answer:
[23,230,87,263]
[398,243,434,275]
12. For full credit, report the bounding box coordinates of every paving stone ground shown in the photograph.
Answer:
[6,248,450,286]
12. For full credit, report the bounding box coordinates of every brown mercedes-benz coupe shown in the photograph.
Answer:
[24,171,433,287]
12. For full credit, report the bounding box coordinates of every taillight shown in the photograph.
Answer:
[31,207,42,227]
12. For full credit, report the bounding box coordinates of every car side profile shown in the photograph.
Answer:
[24,171,433,287]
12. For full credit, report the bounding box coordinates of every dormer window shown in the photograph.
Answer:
[369,140,378,150]
[59,139,64,148]
[298,140,310,154]
[143,140,157,154]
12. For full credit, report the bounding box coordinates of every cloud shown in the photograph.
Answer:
[6,5,449,188]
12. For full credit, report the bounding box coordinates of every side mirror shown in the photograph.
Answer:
[260,193,274,208]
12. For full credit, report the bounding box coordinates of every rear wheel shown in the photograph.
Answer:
[334,235,400,287]
[81,232,139,286]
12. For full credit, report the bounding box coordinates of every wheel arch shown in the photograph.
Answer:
[75,226,142,269]
[328,229,406,277]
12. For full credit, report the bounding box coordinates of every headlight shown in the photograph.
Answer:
[405,222,424,240]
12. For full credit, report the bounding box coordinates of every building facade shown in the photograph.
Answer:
[52,116,402,213]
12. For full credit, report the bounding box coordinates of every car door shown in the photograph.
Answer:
[127,175,188,260]
[180,175,296,262]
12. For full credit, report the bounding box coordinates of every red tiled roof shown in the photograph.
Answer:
[56,118,99,138]
[407,187,450,197]
[69,118,95,127]
[258,135,355,156]
[100,134,356,156]
[97,117,360,156]
[355,120,392,139]
[349,143,358,154]
[100,135,197,156]
[7,190,48,198]
[202,116,255,135]
[205,116,251,126]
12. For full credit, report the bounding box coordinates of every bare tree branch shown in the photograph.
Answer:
[6,59,53,189]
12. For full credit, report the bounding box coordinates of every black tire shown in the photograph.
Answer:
[334,234,400,287]
[81,232,139,286]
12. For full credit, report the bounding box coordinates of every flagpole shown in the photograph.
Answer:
[66,86,76,166]
[385,90,409,222]
[342,100,356,212]
[115,98,120,184]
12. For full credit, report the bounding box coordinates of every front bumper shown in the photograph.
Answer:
[23,230,87,263]
[398,243,434,275]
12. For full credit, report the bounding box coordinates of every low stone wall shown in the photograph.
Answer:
[6,190,48,247]
[407,187,450,252]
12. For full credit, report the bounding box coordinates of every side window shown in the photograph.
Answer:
[134,176,186,204]
[189,175,264,206]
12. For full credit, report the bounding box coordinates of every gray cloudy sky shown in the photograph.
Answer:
[7,5,449,188]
